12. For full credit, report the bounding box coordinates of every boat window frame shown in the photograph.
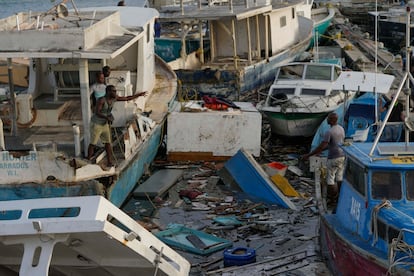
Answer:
[304,65,332,81]
[374,218,400,244]
[280,16,287,28]
[344,158,366,197]
[371,170,402,200]
[301,88,326,96]
[406,171,414,200]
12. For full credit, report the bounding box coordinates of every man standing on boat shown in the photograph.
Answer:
[87,85,147,167]
[302,113,345,204]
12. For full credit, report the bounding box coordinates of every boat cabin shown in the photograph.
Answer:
[335,142,414,269]
[265,62,342,106]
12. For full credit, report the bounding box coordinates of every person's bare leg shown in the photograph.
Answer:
[105,143,113,166]
[87,144,95,160]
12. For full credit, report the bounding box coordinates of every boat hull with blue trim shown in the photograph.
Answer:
[0,6,177,210]
[320,141,414,275]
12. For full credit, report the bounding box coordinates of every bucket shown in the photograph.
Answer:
[263,162,287,177]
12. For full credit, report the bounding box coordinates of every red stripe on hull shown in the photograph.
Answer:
[320,218,389,276]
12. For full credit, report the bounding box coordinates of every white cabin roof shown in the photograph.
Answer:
[0,7,157,59]
[332,71,395,94]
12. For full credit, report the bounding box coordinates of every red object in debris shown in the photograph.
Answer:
[179,190,203,200]
[202,95,229,110]
[264,162,288,177]
[204,103,229,110]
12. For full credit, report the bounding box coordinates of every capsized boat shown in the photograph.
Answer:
[0,4,177,208]
[157,0,313,100]
[317,71,414,275]
[257,61,355,137]
[0,196,190,276]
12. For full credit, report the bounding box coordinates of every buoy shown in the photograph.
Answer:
[223,247,256,267]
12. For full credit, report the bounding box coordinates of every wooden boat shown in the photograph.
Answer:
[157,0,314,100]
[316,71,414,275]
[0,196,190,275]
[257,61,355,137]
[0,4,177,208]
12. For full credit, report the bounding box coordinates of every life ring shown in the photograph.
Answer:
[223,247,256,267]
[351,116,369,130]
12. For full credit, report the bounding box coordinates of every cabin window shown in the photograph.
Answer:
[334,67,341,79]
[406,171,414,200]
[292,8,295,19]
[272,88,295,95]
[344,159,365,196]
[301,89,326,96]
[375,219,400,243]
[278,65,304,79]
[147,23,151,43]
[305,65,332,80]
[280,16,287,27]
[372,171,401,200]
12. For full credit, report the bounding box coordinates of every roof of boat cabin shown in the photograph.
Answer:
[159,4,272,21]
[79,7,158,27]
[0,7,157,59]
[343,142,414,170]
[157,0,304,21]
[332,71,395,94]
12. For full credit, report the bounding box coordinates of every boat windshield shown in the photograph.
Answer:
[406,171,414,200]
[305,65,332,81]
[278,65,304,79]
[371,171,402,200]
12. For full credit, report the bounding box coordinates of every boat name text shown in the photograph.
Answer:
[350,197,361,221]
[1,152,37,176]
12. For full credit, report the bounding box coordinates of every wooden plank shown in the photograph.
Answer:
[167,151,230,161]
[133,169,184,198]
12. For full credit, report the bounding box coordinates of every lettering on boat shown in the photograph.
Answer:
[1,152,37,176]
[350,197,361,221]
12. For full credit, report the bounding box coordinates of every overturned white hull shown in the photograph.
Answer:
[0,196,190,276]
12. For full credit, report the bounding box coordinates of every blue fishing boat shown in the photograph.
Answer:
[0,5,177,208]
[311,71,396,150]
[317,72,414,275]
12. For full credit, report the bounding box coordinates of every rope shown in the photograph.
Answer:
[388,232,414,275]
[371,200,391,246]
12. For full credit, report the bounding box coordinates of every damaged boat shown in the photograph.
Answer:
[258,61,355,137]
[0,4,177,207]
[157,0,313,100]
[318,72,414,275]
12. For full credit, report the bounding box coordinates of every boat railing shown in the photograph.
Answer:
[173,0,271,14]
[388,227,414,273]
[0,196,190,275]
